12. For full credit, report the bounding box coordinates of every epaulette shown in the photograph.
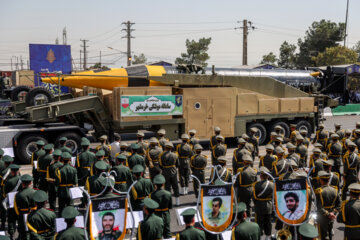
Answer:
[314,188,321,194]
[202,154,208,158]
[46,208,54,212]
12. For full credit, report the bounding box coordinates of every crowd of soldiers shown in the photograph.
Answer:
[0,122,358,240]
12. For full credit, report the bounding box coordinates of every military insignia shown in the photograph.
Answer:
[175,95,182,107]
[46,49,56,63]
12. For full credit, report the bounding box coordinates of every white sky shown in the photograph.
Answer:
[0,0,359,70]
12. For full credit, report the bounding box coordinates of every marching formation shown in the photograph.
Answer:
[0,123,358,240]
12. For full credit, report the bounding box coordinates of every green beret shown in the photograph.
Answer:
[181,208,196,217]
[95,161,107,171]
[81,139,90,146]
[299,223,318,238]
[9,164,20,170]
[62,152,72,159]
[130,143,140,150]
[44,144,54,151]
[53,149,62,157]
[33,190,48,203]
[0,149,4,155]
[59,137,68,141]
[236,202,247,213]
[153,174,165,184]
[61,206,79,220]
[132,164,144,173]
[143,197,159,209]
[100,177,115,187]
[116,154,127,161]
[20,174,33,182]
[3,155,13,163]
[214,179,225,185]
[96,150,105,157]
[36,140,45,146]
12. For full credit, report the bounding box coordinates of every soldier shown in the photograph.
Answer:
[298,223,319,240]
[209,156,232,183]
[150,174,172,239]
[232,138,247,173]
[342,141,360,200]
[189,129,199,150]
[119,142,131,157]
[26,190,56,240]
[337,183,360,240]
[249,127,259,158]
[327,133,342,174]
[177,134,193,195]
[272,147,288,177]
[46,149,63,211]
[295,134,308,168]
[313,143,327,159]
[97,177,119,199]
[211,135,227,166]
[268,132,278,146]
[235,154,257,217]
[157,129,168,151]
[285,142,300,165]
[130,165,154,211]
[352,129,360,150]
[55,152,78,214]
[300,129,311,148]
[342,130,352,157]
[38,144,54,192]
[176,208,205,240]
[58,137,72,155]
[111,154,133,192]
[274,125,285,139]
[253,167,274,239]
[231,202,261,240]
[190,144,207,198]
[321,159,340,190]
[289,124,298,143]
[309,148,324,189]
[334,123,344,140]
[14,174,36,240]
[145,137,162,181]
[0,155,13,229]
[96,135,112,161]
[352,121,360,137]
[91,150,111,175]
[0,149,5,173]
[110,133,121,160]
[137,198,163,240]
[313,123,328,151]
[76,139,96,186]
[242,133,255,156]
[159,141,180,205]
[136,131,149,156]
[259,144,277,171]
[54,206,87,240]
[31,140,46,188]
[274,136,285,150]
[210,127,221,149]
[315,171,340,240]
[127,143,146,171]
[85,161,107,197]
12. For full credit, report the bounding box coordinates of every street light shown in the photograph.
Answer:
[107,46,126,55]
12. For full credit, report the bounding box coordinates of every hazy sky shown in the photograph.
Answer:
[0,0,359,70]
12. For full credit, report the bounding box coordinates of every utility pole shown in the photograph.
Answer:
[344,0,349,47]
[20,56,24,70]
[122,21,135,66]
[80,50,82,70]
[10,58,13,71]
[63,27,67,45]
[100,51,102,68]
[236,19,255,65]
[80,39,89,70]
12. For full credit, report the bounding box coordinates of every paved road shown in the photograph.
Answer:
[19,115,357,239]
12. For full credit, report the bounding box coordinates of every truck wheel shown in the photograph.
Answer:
[25,87,54,107]
[55,132,82,154]
[16,134,48,164]
[10,86,30,101]
[247,123,267,145]
[296,120,312,137]
[270,121,290,138]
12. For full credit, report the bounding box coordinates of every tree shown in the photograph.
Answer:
[260,52,277,65]
[175,37,212,67]
[295,19,345,68]
[132,53,147,65]
[312,46,358,66]
[89,62,109,70]
[352,41,360,62]
[278,41,297,69]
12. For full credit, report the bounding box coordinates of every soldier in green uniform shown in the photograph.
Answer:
[321,160,340,190]
[189,129,199,151]
[231,202,261,240]
[309,148,324,189]
[128,143,146,171]
[327,133,342,174]
[85,161,107,197]
[31,140,46,189]
[150,174,172,239]
[145,137,162,181]
[298,223,319,240]
[259,144,277,171]
[130,165,154,211]
[176,208,205,240]
[177,134,193,195]
[249,127,259,158]
[0,155,13,229]
[26,190,56,240]
[315,171,340,240]
[295,134,308,168]
[90,150,111,175]
[55,152,78,215]
[342,141,359,200]
[210,127,221,164]
[212,135,227,166]
[38,144,54,192]
[334,123,344,140]
[313,143,327,159]
[137,197,163,240]
[96,135,112,162]
[337,183,360,240]
[242,134,255,157]
[159,141,180,206]
[190,144,207,198]
[286,142,300,165]
[272,147,288,177]
[76,138,96,186]
[136,131,149,157]
[209,156,232,183]
[111,154,133,192]
[313,123,328,151]
[253,167,274,239]
[54,206,87,240]
[46,149,63,211]
[14,174,36,240]
[96,177,119,199]
[299,129,310,148]
[232,138,246,173]
[235,154,257,217]
[58,137,72,155]
[157,129,168,151]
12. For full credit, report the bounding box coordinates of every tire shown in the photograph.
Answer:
[270,121,290,138]
[247,123,267,145]
[16,134,48,164]
[25,87,54,107]
[55,132,82,154]
[296,120,312,137]
[10,85,30,101]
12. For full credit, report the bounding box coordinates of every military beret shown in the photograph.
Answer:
[259,166,270,174]
[157,129,166,135]
[334,123,341,128]
[299,223,318,238]
[194,144,203,150]
[59,137,68,141]
[238,138,246,144]
[275,136,283,142]
[116,154,127,161]
[153,174,165,184]
[81,139,90,146]
[294,170,308,178]
[120,142,128,147]
[274,125,282,130]
[347,141,356,147]
[20,174,33,182]
[96,150,105,157]
[321,159,334,166]
[100,177,115,187]
[313,143,323,148]
[189,129,196,134]
[149,137,158,144]
[36,140,45,146]
[286,142,296,149]
[217,156,227,163]
[241,133,249,139]
[62,152,72,159]
[181,133,190,140]
[289,160,298,167]
[319,123,325,128]
[296,134,304,140]
[345,129,352,134]
[99,135,108,140]
[33,190,48,202]
[0,149,4,155]
[242,154,253,162]
[130,143,140,150]
[9,164,20,170]
[44,144,54,151]
[3,155,13,163]
[236,202,247,213]
[214,179,226,185]
[265,144,274,150]
[313,148,321,153]
[318,170,330,178]
[250,127,258,133]
[132,164,144,173]
[300,129,308,134]
[143,197,159,209]
[216,135,224,140]
[348,183,360,193]
[214,127,221,132]
[181,208,197,217]
[53,149,62,157]
[61,206,80,220]
[95,161,107,170]
[274,146,284,154]
[165,141,174,148]
[331,133,339,139]
[290,124,297,128]
[136,131,145,137]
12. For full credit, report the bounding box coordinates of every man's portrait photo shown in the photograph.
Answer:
[203,196,231,227]
[97,212,122,240]
[281,192,304,220]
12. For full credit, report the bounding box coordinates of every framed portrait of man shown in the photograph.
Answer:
[89,196,127,240]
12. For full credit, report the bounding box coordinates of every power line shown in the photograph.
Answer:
[122,21,135,66]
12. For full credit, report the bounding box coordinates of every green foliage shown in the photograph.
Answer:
[312,46,358,66]
[352,41,360,62]
[175,37,212,67]
[89,62,109,70]
[260,52,277,65]
[278,41,297,68]
[132,53,147,65]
